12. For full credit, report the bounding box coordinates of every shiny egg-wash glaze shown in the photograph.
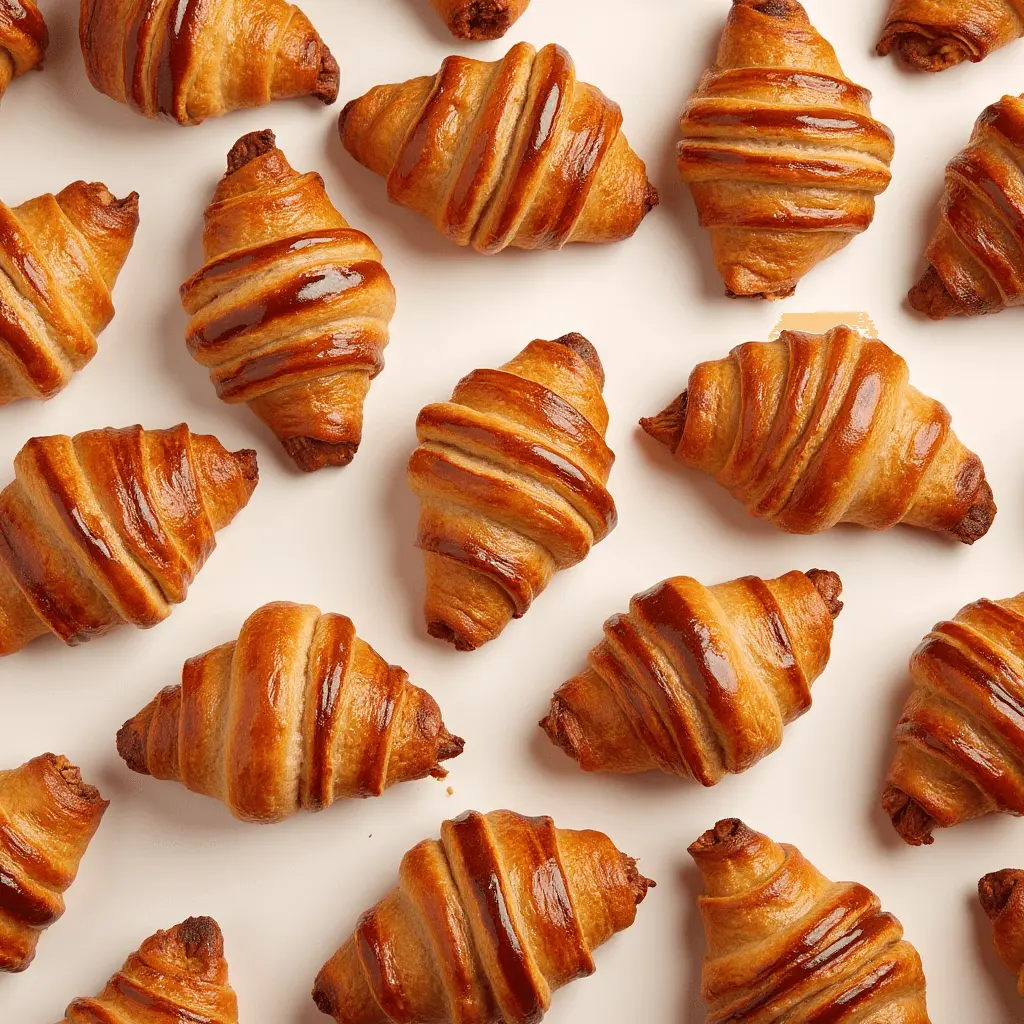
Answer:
[979,869,1024,996]
[429,0,532,40]
[0,0,46,102]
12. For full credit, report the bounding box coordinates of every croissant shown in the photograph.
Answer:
[883,593,1024,846]
[0,0,46,104]
[678,0,895,300]
[339,42,657,254]
[0,424,257,656]
[0,181,140,404]
[408,333,616,651]
[59,916,238,1023]
[541,569,842,782]
[979,869,1024,995]
[313,808,652,1024]
[0,755,107,973]
[690,819,931,1022]
[430,0,531,39]
[640,324,997,543]
[117,600,464,824]
[908,94,1024,320]
[79,0,339,125]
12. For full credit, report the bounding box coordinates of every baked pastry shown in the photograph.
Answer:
[0,424,257,656]
[430,0,531,39]
[690,819,931,1021]
[542,569,842,781]
[909,94,1024,320]
[408,333,616,650]
[0,754,107,973]
[678,0,894,299]
[339,42,657,253]
[640,324,996,543]
[0,0,47,104]
[59,916,238,1022]
[79,0,339,125]
[313,808,652,1023]
[117,600,464,824]
[979,869,1024,995]
[1,181,140,404]
[884,593,1024,846]
[878,0,1024,71]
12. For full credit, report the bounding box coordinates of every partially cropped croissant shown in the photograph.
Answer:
[339,42,657,253]
[909,94,1024,320]
[980,869,1024,995]
[542,569,842,782]
[641,325,996,543]
[1,181,139,404]
[690,819,931,1022]
[678,0,894,299]
[0,424,257,656]
[181,131,396,471]
[59,916,238,1023]
[409,333,616,650]
[430,0,531,39]
[0,755,107,973]
[118,600,463,823]
[884,593,1024,846]
[313,809,652,1024]
[0,0,47,104]
[79,0,339,125]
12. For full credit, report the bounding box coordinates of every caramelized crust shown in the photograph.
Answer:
[979,869,1024,995]
[429,0,532,39]
[0,0,47,102]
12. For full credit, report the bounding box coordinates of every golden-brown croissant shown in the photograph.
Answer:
[59,916,238,1023]
[313,808,652,1024]
[0,181,139,404]
[430,0,531,39]
[0,424,258,656]
[690,819,931,1022]
[640,324,996,543]
[979,869,1024,995]
[117,600,464,824]
[79,0,339,125]
[909,94,1024,320]
[0,0,47,103]
[678,0,895,299]
[408,333,616,651]
[180,131,396,472]
[339,41,657,253]
[0,754,107,973]
[542,569,842,782]
[883,593,1024,846]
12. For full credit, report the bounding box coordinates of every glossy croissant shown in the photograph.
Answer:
[313,809,652,1024]
[0,424,257,656]
[409,333,616,651]
[59,916,238,1023]
[909,94,1024,319]
[79,0,339,125]
[181,131,396,471]
[0,181,139,403]
[0,755,107,973]
[0,0,47,104]
[117,600,463,824]
[542,569,842,783]
[678,0,894,299]
[430,0,531,39]
[339,41,657,253]
[690,819,931,1022]
[884,593,1024,846]
[979,869,1024,995]
[640,325,996,543]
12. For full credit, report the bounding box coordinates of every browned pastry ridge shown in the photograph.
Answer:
[339,41,657,253]
[0,754,107,973]
[181,131,396,472]
[640,324,996,543]
[979,869,1024,995]
[542,569,841,782]
[0,424,257,656]
[117,600,463,824]
[313,809,652,1024]
[0,0,47,103]
[408,333,616,651]
[1,181,139,403]
[883,594,1024,846]
[59,916,238,1022]
[430,0,531,39]
[678,0,894,299]
[909,94,1024,320]
[690,819,931,1022]
[79,0,339,125]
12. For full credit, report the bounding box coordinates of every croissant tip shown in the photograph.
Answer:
[733,0,803,17]
[806,569,844,618]
[882,785,937,846]
[427,619,480,651]
[640,390,688,452]
[177,916,225,962]
[952,478,997,545]
[979,870,1024,919]
[643,180,660,214]
[623,855,656,904]
[50,755,105,805]
[688,818,760,858]
[908,265,962,320]
[116,716,152,776]
[234,448,259,487]
[551,332,604,389]
[225,130,278,175]
[281,436,358,471]
[312,974,337,1017]
[315,44,341,104]
[437,731,466,764]
[338,98,357,138]
[539,698,583,764]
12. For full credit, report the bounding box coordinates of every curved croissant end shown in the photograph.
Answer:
[884,594,1024,846]
[0,0,47,102]
[339,41,656,253]
[689,819,931,1022]
[429,0,532,40]
[979,869,1024,995]
[313,809,651,1024]
[640,325,996,543]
